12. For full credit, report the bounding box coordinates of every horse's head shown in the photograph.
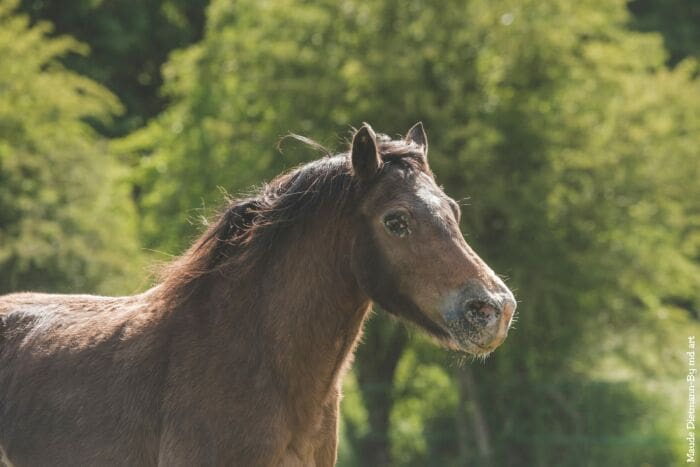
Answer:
[350,123,516,355]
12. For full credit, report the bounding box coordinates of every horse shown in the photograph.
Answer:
[0,123,516,466]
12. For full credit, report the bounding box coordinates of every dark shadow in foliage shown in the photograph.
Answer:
[19,0,209,136]
[629,0,700,65]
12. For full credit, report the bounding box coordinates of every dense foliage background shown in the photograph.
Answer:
[2,0,698,464]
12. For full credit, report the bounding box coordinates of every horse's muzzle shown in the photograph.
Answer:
[445,280,516,354]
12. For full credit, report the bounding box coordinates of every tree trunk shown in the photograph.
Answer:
[456,366,493,466]
[353,312,408,467]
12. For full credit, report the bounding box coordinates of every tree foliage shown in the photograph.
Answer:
[120,0,700,464]
[19,0,208,135]
[0,0,142,294]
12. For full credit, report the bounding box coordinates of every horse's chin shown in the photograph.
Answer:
[410,316,504,356]
[441,330,508,356]
[458,338,499,356]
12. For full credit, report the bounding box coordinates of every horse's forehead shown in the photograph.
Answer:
[366,168,452,226]
[390,170,449,221]
[370,167,446,208]
[412,171,445,211]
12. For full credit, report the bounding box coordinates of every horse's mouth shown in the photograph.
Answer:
[448,333,508,356]
[466,336,505,355]
[444,314,512,356]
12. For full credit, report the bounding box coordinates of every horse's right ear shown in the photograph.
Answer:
[351,123,381,180]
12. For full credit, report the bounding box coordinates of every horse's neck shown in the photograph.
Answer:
[195,218,371,417]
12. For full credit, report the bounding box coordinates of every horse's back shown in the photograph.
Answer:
[0,291,143,348]
[0,290,167,466]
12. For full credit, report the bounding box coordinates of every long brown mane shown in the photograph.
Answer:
[159,135,427,305]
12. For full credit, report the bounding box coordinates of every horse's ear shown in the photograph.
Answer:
[405,122,428,158]
[351,123,381,180]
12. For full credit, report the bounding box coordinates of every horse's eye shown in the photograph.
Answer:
[382,212,411,238]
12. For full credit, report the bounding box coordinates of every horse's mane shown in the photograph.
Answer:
[158,133,426,303]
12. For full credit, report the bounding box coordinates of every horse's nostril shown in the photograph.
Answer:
[465,299,484,312]
[463,299,500,320]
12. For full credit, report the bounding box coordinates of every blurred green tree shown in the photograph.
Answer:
[119,0,700,464]
[18,0,209,136]
[0,0,143,295]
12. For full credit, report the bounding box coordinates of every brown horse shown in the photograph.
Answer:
[0,123,516,466]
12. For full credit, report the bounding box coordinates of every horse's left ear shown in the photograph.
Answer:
[405,122,428,158]
[351,123,382,180]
